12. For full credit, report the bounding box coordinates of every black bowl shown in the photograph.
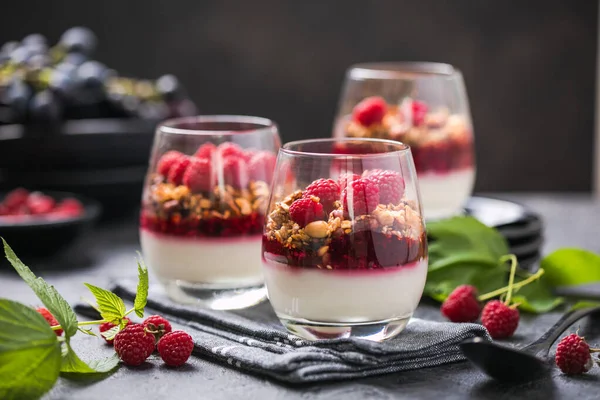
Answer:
[0,191,102,258]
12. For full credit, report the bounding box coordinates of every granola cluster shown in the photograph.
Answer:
[146,175,270,221]
[264,188,426,270]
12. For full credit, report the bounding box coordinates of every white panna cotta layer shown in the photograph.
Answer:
[140,229,264,288]
[418,168,475,220]
[262,258,428,323]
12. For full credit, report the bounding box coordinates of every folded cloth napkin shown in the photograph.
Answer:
[75,281,491,384]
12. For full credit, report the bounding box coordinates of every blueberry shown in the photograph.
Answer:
[77,60,110,88]
[49,68,77,100]
[27,53,51,69]
[29,90,62,122]
[1,41,19,55]
[22,33,46,47]
[60,27,97,55]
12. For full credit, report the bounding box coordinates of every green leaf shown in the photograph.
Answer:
[60,343,119,378]
[134,257,149,318]
[570,300,600,311]
[77,327,98,337]
[0,299,62,400]
[511,276,564,313]
[425,217,510,299]
[83,283,126,324]
[100,325,120,341]
[3,238,78,338]
[541,248,600,287]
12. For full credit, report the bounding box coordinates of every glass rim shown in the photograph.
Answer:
[281,138,411,159]
[158,115,277,136]
[348,62,460,80]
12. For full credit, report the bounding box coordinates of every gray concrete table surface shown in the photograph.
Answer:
[1,193,600,400]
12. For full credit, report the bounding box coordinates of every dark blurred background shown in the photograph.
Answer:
[0,0,596,192]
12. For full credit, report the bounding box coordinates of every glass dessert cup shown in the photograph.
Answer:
[334,62,476,220]
[262,138,428,341]
[140,115,281,309]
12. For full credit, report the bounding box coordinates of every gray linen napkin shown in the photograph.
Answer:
[75,281,491,384]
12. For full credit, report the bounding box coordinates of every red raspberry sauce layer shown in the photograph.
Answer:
[140,211,264,238]
[262,231,427,271]
[411,140,474,174]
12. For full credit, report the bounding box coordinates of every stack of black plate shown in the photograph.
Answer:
[465,196,543,271]
[0,119,155,219]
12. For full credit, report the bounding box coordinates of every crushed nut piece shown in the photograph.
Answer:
[304,221,329,238]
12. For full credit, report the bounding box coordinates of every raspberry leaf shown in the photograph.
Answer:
[541,248,600,286]
[133,256,149,318]
[83,283,126,324]
[100,325,120,341]
[60,342,119,377]
[77,327,97,337]
[0,299,62,400]
[3,238,78,338]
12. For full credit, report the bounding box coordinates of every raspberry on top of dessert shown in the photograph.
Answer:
[141,142,276,238]
[263,170,427,270]
[343,97,474,174]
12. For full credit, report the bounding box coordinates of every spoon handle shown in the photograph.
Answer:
[524,305,600,356]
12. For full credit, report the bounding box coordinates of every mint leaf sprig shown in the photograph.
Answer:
[0,239,150,400]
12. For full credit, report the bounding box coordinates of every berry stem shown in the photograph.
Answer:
[478,258,545,301]
[503,254,518,305]
[50,318,108,331]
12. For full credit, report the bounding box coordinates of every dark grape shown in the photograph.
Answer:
[60,27,97,55]
[22,33,46,47]
[29,90,62,121]
[27,53,51,69]
[9,46,32,64]
[3,78,32,118]
[156,74,184,100]
[77,60,110,88]
[1,41,19,55]
[49,68,77,100]
[63,52,87,66]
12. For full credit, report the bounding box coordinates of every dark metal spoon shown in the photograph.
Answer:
[460,305,600,382]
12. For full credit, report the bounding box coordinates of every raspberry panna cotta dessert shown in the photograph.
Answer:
[262,165,428,340]
[143,314,172,341]
[555,333,600,375]
[340,96,475,219]
[140,140,277,294]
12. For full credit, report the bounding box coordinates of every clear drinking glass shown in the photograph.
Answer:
[140,115,281,309]
[334,62,475,220]
[262,138,428,341]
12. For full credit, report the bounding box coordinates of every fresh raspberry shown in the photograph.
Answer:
[412,100,428,126]
[342,178,380,217]
[53,198,84,217]
[194,142,217,160]
[223,157,249,189]
[289,197,325,227]
[99,317,131,344]
[183,157,213,192]
[157,150,185,176]
[218,142,245,159]
[480,300,519,339]
[337,173,361,190]
[157,331,194,367]
[248,151,277,183]
[27,193,55,215]
[555,333,595,375]
[303,179,340,213]
[36,307,62,336]
[352,96,387,126]
[143,315,173,342]
[167,156,192,186]
[113,324,155,366]
[3,188,29,210]
[440,285,481,323]
[365,169,405,204]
